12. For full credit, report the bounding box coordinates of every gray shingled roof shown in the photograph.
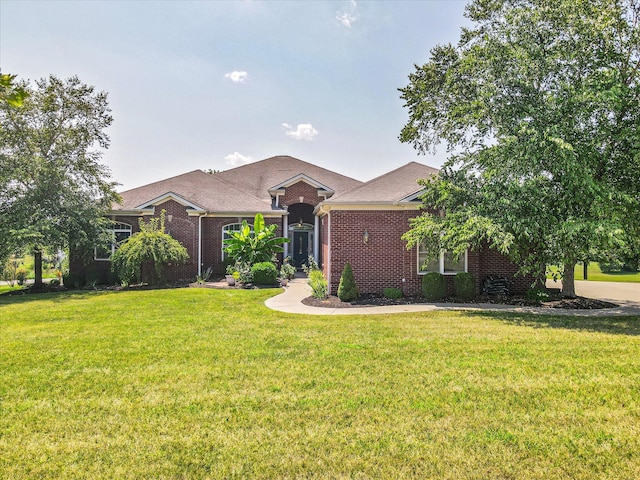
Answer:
[114,170,274,213]
[214,155,363,199]
[113,155,363,214]
[323,161,439,204]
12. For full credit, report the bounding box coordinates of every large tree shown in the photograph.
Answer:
[0,73,28,107]
[0,75,119,287]
[400,0,640,297]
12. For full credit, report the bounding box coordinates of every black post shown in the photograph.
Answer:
[583,261,588,281]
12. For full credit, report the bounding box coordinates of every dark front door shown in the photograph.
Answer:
[292,231,309,268]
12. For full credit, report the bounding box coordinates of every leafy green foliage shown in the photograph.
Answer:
[421,272,446,301]
[0,73,28,107]
[526,287,550,304]
[0,75,119,286]
[223,213,289,266]
[111,211,188,285]
[251,262,278,285]
[400,0,640,298]
[383,287,403,299]
[279,257,297,280]
[301,255,319,274]
[196,267,213,285]
[308,270,328,299]
[337,262,359,302]
[453,272,476,301]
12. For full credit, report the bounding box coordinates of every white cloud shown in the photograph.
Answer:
[336,0,358,28]
[224,71,248,83]
[224,152,253,166]
[282,123,319,141]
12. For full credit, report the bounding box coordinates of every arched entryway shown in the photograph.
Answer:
[285,203,317,268]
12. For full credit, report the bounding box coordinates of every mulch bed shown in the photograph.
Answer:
[302,293,619,310]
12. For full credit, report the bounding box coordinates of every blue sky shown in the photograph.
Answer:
[1,0,470,191]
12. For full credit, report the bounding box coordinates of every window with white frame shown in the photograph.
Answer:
[222,223,253,259]
[418,244,467,275]
[95,222,132,260]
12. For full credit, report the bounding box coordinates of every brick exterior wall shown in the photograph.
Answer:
[71,180,533,293]
[280,181,324,208]
[326,209,535,296]
[201,216,284,276]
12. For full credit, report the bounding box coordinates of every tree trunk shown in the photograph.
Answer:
[33,249,44,288]
[562,260,576,298]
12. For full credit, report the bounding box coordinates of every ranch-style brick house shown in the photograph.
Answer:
[72,155,533,295]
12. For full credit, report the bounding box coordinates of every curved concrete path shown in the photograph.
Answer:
[265,277,640,317]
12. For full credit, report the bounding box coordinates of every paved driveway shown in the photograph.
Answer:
[547,279,640,307]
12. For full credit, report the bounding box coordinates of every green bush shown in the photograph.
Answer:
[302,255,319,274]
[337,262,359,301]
[251,262,278,285]
[453,272,475,301]
[383,287,403,299]
[16,267,27,285]
[308,270,328,299]
[599,259,624,273]
[421,272,446,301]
[280,257,297,280]
[62,272,85,289]
[222,256,236,274]
[526,287,549,303]
[111,211,189,285]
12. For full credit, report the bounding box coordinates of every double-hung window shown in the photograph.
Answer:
[418,244,467,275]
[95,222,132,260]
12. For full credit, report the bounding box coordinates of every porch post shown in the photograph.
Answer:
[314,215,319,261]
[283,214,289,258]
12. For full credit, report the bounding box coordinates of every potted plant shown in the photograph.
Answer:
[279,257,296,286]
[225,264,237,286]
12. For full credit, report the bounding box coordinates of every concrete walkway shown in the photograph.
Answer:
[265,277,640,317]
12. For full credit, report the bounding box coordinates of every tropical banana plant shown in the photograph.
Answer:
[223,213,289,266]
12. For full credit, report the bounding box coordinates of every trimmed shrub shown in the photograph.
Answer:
[526,287,549,303]
[251,261,278,285]
[383,287,403,299]
[421,272,445,301]
[62,272,85,289]
[337,262,359,301]
[16,267,27,285]
[599,259,623,273]
[280,258,297,280]
[453,272,475,301]
[308,270,328,299]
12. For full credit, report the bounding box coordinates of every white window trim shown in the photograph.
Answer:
[222,223,253,260]
[417,248,468,275]
[94,222,132,261]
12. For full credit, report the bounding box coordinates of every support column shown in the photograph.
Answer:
[314,215,319,261]
[283,214,289,258]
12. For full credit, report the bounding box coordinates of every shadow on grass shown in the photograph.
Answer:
[0,288,130,307]
[464,310,640,336]
[0,283,275,308]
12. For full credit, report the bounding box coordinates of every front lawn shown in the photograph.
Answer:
[0,284,23,295]
[1,288,639,479]
[548,263,640,282]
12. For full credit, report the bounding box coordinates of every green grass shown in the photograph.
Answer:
[0,284,24,294]
[548,263,640,283]
[1,288,640,479]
